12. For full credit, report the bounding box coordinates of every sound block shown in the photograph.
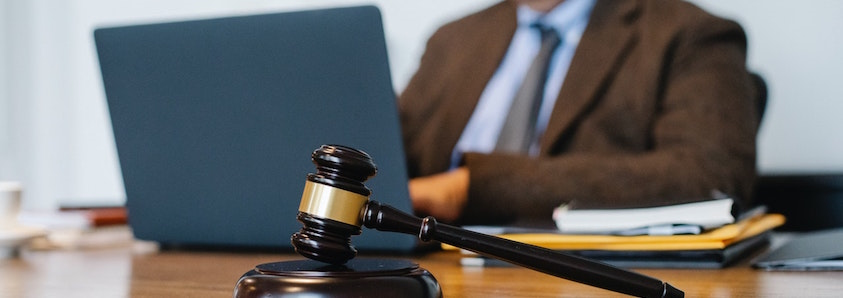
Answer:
[234,258,442,298]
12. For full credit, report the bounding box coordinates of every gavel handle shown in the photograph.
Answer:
[362,200,683,298]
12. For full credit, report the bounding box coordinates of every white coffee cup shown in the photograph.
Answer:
[0,181,23,228]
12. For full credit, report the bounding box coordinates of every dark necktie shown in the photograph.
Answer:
[495,24,561,154]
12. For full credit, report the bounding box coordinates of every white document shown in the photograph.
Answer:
[552,198,735,234]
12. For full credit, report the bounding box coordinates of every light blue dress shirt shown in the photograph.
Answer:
[451,0,596,168]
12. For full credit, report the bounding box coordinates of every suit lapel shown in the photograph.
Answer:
[453,3,517,121]
[540,0,641,154]
[442,2,517,153]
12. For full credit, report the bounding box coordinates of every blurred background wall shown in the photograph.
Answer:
[1,0,842,212]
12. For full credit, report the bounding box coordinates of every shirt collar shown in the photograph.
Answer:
[516,0,596,35]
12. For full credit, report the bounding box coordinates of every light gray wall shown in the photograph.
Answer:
[1,0,841,209]
[0,0,498,210]
[0,1,7,175]
[688,0,843,174]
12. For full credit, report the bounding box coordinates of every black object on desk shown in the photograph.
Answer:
[753,228,843,271]
[755,174,843,231]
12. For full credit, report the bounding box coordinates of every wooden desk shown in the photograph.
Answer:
[2,238,842,297]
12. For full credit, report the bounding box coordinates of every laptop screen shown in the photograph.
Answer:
[95,6,417,252]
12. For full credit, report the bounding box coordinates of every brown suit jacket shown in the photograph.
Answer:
[399,0,759,224]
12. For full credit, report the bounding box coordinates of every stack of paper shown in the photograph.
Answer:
[447,199,785,268]
[452,214,783,268]
[552,198,735,235]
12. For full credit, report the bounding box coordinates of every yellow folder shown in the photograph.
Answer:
[443,213,785,251]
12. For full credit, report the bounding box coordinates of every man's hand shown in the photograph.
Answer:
[408,167,469,222]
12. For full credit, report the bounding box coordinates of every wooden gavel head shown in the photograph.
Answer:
[291,144,377,265]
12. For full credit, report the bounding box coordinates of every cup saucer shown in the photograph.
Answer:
[0,225,47,258]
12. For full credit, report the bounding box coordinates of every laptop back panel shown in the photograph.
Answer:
[95,6,416,251]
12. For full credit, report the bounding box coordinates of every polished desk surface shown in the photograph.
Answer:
[2,232,842,297]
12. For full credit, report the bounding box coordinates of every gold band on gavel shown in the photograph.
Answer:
[298,180,369,226]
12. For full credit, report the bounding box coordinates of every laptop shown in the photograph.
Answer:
[94,6,418,252]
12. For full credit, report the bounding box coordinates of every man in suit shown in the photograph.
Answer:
[400,0,760,224]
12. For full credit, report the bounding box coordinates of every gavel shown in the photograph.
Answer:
[290,145,683,298]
